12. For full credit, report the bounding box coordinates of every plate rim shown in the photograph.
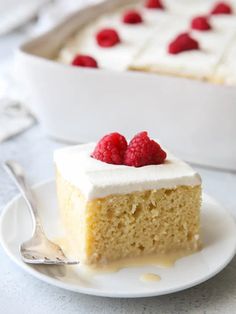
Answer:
[0,179,236,298]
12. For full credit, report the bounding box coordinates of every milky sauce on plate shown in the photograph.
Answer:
[55,237,199,278]
[140,273,161,282]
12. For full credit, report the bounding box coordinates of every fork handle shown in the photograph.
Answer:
[3,160,43,233]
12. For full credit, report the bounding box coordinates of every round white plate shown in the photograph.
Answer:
[0,180,236,298]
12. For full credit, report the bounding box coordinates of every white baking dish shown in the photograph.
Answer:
[17,0,236,170]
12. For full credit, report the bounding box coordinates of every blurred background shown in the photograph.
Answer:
[0,0,95,143]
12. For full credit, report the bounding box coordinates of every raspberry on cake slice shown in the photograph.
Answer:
[54,132,201,266]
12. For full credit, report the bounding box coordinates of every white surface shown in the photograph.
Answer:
[54,143,201,199]
[0,0,49,35]
[0,0,92,143]
[0,179,235,298]
[1,125,236,313]
[0,99,35,143]
[17,0,236,170]
[0,0,98,36]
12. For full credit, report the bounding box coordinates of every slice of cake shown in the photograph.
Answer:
[54,132,201,265]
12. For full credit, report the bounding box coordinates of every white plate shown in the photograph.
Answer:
[0,180,236,298]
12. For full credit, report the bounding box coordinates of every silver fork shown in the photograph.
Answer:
[4,160,79,265]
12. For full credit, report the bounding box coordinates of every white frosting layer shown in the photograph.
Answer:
[54,143,201,200]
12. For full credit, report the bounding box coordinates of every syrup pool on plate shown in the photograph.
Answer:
[140,273,161,282]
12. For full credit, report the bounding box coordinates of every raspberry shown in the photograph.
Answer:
[145,0,164,9]
[124,131,167,167]
[91,132,127,165]
[168,32,199,54]
[191,16,211,31]
[122,10,143,24]
[96,28,121,47]
[211,2,232,14]
[71,54,98,68]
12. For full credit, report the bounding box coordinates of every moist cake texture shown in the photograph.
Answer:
[57,0,236,84]
[54,143,201,265]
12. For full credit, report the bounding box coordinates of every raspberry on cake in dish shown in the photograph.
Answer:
[145,0,164,10]
[211,2,232,15]
[71,54,98,68]
[54,132,201,266]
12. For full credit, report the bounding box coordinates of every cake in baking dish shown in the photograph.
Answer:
[54,132,202,265]
[57,0,236,84]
